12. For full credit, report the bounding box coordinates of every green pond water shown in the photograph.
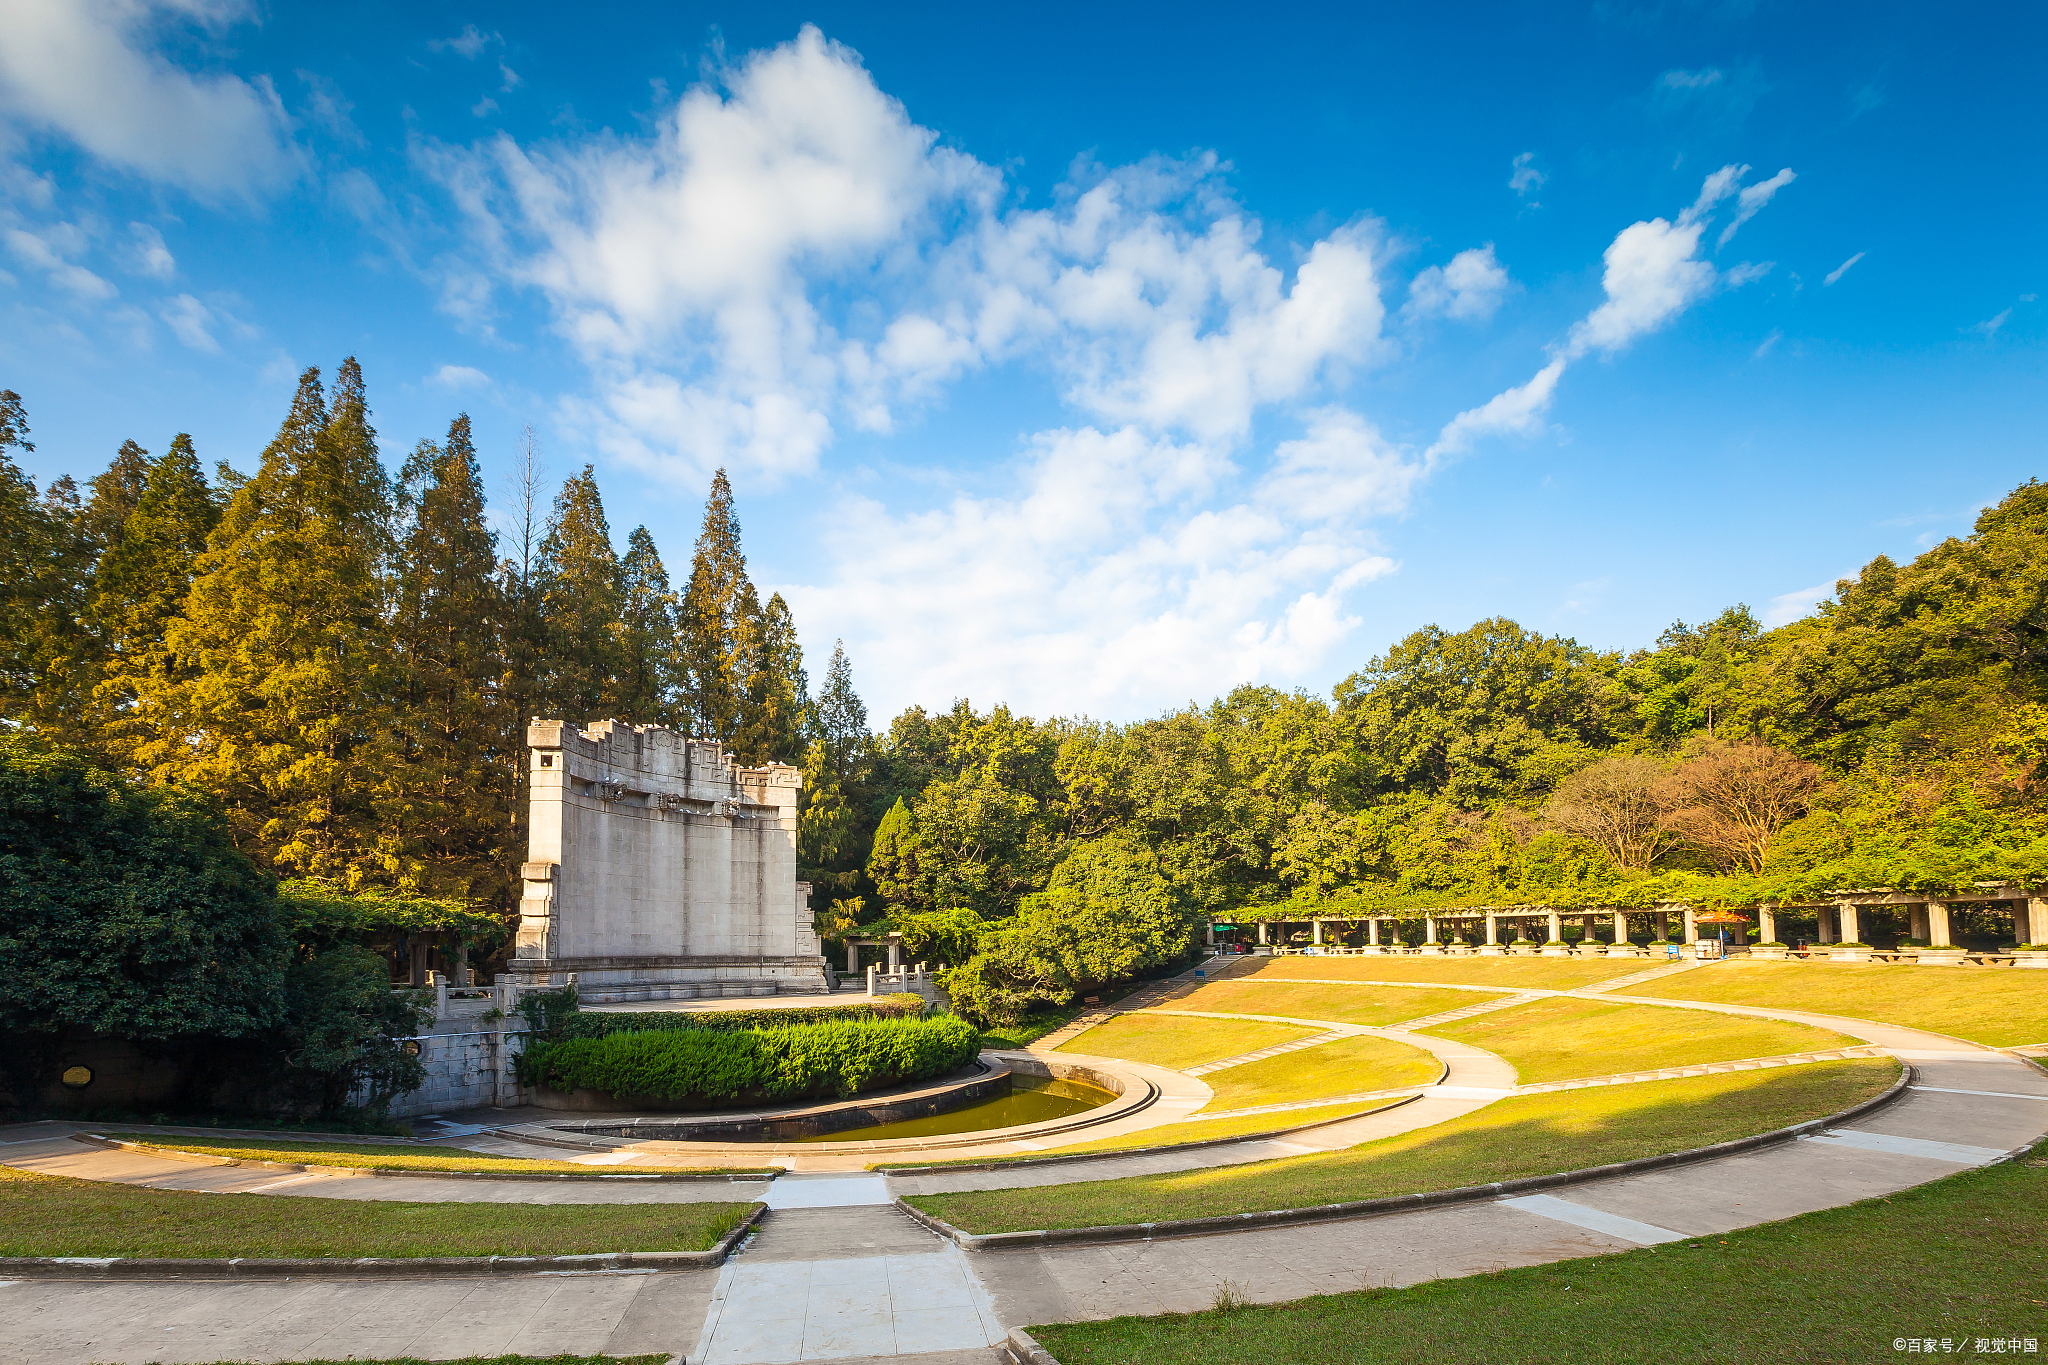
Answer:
[785,1077,1115,1144]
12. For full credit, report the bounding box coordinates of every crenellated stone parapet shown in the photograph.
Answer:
[508,719,827,998]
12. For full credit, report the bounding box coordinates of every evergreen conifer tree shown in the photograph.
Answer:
[391,414,510,899]
[153,361,398,879]
[680,469,753,743]
[534,465,623,722]
[617,525,680,725]
[815,640,870,786]
[0,392,92,733]
[91,435,218,761]
[733,590,806,765]
[79,440,152,562]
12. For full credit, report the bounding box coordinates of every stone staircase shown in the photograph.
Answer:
[1397,991,1547,1030]
[1576,960,1705,994]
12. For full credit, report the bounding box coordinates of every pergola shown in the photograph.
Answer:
[1207,880,2048,962]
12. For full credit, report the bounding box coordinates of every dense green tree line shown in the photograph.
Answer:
[0,371,824,916]
[9,370,2047,1026]
[836,483,2048,1018]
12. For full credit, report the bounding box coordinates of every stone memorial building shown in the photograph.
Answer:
[508,719,828,1001]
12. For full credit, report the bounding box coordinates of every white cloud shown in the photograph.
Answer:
[159,292,219,351]
[1765,580,1837,628]
[1824,252,1865,286]
[424,29,1796,719]
[1404,243,1510,322]
[1659,68,1725,91]
[0,0,297,199]
[4,223,115,297]
[499,63,522,93]
[431,25,498,58]
[1972,309,2011,337]
[430,26,1386,479]
[1753,328,1781,358]
[429,363,491,387]
[786,423,1399,716]
[1425,164,1791,460]
[1428,357,1565,458]
[1717,167,1795,247]
[125,221,175,278]
[1509,151,1545,198]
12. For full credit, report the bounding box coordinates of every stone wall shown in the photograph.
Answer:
[509,720,827,997]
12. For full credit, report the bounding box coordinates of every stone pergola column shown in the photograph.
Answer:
[1836,900,1862,945]
[1312,920,1324,945]
[1258,921,1270,945]
[1425,915,1438,944]
[2024,897,2048,946]
[845,940,859,974]
[1682,906,1698,943]
[1758,903,1777,944]
[1485,914,1499,946]
[1657,909,1670,940]
[887,939,903,971]
[1612,909,1628,946]
[1547,909,1562,942]
[1816,904,1837,944]
[1368,918,1380,946]
[1926,901,1953,948]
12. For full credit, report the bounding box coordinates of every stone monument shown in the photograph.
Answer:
[508,719,829,1001]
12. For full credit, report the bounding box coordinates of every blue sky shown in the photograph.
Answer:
[1,1,2041,722]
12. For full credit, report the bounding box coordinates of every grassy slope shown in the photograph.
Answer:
[1628,961,2048,1047]
[1249,957,1649,988]
[1055,1014,1315,1069]
[1198,1034,1439,1110]
[1033,1142,2048,1365]
[905,1059,1897,1233]
[1165,979,1499,1025]
[1019,1101,1397,1158]
[0,1166,755,1258]
[120,1136,760,1174]
[1421,997,1859,1085]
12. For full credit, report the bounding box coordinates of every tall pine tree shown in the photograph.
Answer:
[154,361,398,880]
[534,465,623,722]
[618,525,680,725]
[680,468,752,742]
[733,589,807,765]
[91,434,218,763]
[0,392,92,733]
[391,413,511,898]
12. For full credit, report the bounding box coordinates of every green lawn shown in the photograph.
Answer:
[1166,979,1501,1025]
[1021,1101,1397,1157]
[1420,996,1859,1085]
[1629,960,2048,1047]
[1199,1034,1439,1110]
[1056,1013,1316,1069]
[1033,1140,2048,1365]
[905,1059,1896,1234]
[116,1135,764,1174]
[0,1166,755,1258]
[1250,956,1650,989]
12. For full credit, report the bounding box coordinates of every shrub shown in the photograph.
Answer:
[942,838,1196,1026]
[515,1014,980,1107]
[549,994,925,1042]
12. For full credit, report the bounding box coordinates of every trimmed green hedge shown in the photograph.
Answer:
[514,1015,980,1108]
[551,994,925,1041]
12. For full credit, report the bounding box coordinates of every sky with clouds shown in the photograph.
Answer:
[1,1,2041,722]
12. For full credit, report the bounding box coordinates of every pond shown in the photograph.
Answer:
[785,1074,1116,1144]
